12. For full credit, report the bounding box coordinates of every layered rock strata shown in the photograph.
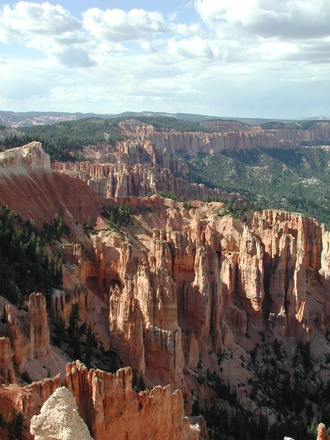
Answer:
[64,360,201,440]
[53,120,330,200]
[87,203,329,387]
[53,159,227,200]
[0,336,15,384]
[5,293,50,370]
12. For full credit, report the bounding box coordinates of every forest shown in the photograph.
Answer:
[0,206,63,307]
[1,117,329,228]
[182,147,330,229]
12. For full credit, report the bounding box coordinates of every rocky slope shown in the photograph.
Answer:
[0,142,329,439]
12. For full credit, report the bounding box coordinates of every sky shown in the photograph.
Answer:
[0,0,329,119]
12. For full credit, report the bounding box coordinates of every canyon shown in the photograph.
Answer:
[0,130,329,439]
[51,119,330,199]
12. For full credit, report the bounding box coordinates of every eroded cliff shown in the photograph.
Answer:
[0,142,328,439]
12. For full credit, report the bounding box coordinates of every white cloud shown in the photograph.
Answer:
[0,1,81,43]
[0,1,329,118]
[0,2,93,67]
[168,36,215,59]
[194,0,330,39]
[82,8,169,43]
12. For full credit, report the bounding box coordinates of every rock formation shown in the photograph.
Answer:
[30,387,93,440]
[53,159,228,200]
[64,360,201,440]
[0,142,50,172]
[251,210,327,341]
[20,375,62,419]
[317,423,326,440]
[0,336,15,384]
[5,293,50,370]
[0,374,61,428]
[0,138,328,438]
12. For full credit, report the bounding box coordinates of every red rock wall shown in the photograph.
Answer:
[5,293,50,370]
[0,336,15,384]
[64,360,200,440]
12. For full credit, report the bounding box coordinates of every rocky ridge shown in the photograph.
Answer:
[64,360,201,440]
[4,293,50,370]
[52,120,330,201]
[0,142,329,439]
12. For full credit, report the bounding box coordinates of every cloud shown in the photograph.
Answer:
[0,1,81,43]
[168,36,215,59]
[194,0,330,39]
[83,8,169,42]
[0,2,93,67]
[0,1,329,118]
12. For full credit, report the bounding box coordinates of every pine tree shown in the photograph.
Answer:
[15,411,23,440]
[138,371,146,391]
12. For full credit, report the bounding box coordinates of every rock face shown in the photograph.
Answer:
[30,387,93,440]
[0,136,328,437]
[0,362,202,440]
[53,159,228,200]
[52,120,330,201]
[0,337,15,384]
[0,142,50,172]
[251,210,327,341]
[64,361,200,440]
[317,423,326,440]
[20,375,62,419]
[5,293,50,370]
[0,374,61,428]
[86,203,329,387]
[320,226,330,280]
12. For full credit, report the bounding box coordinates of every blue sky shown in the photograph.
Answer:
[0,0,329,119]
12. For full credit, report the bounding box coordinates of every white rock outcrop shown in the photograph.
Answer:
[30,386,93,440]
[0,142,51,173]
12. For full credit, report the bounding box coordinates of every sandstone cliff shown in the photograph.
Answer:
[64,360,201,440]
[0,374,61,434]
[53,159,228,200]
[1,361,202,440]
[0,336,15,384]
[0,143,328,438]
[51,119,330,201]
[5,293,50,371]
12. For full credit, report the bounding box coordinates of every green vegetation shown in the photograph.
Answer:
[0,207,63,306]
[132,370,146,392]
[183,147,330,228]
[193,344,329,440]
[214,198,256,221]
[111,115,207,133]
[0,410,24,440]
[54,303,98,367]
[101,202,131,231]
[3,118,124,161]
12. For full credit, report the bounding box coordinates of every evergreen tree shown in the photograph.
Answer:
[15,411,23,440]
[67,304,81,359]
[137,371,146,391]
